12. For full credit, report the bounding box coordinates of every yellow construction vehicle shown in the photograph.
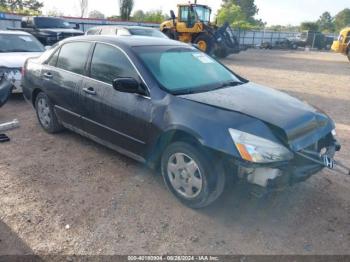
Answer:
[331,27,350,62]
[160,1,241,58]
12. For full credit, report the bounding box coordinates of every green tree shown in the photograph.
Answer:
[119,0,133,20]
[132,10,145,22]
[317,11,335,33]
[0,0,7,7]
[334,8,350,31]
[217,2,261,29]
[0,0,43,14]
[267,24,300,32]
[46,8,64,17]
[222,0,258,22]
[219,0,263,28]
[217,4,245,26]
[88,10,105,19]
[132,9,168,23]
[300,21,319,32]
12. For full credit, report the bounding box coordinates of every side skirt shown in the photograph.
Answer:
[61,122,146,164]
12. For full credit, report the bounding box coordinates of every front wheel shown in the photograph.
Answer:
[194,34,214,55]
[161,142,225,208]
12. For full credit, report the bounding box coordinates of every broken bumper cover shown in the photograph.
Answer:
[232,140,341,191]
[0,67,22,93]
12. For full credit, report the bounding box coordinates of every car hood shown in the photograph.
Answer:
[0,52,43,68]
[179,82,333,150]
[40,28,84,34]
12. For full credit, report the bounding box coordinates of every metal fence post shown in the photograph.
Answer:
[312,32,316,49]
[252,30,255,46]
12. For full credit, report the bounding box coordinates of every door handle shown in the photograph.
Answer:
[83,87,96,95]
[43,72,53,79]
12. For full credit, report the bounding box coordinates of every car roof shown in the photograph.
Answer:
[0,30,32,35]
[62,35,189,48]
[87,25,158,31]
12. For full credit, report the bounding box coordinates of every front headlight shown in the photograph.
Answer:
[229,129,293,163]
[331,129,336,137]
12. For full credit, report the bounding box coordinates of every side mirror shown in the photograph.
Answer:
[112,78,147,96]
[170,10,176,20]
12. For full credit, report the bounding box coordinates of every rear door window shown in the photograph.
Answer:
[90,43,139,84]
[56,42,91,75]
[48,49,59,66]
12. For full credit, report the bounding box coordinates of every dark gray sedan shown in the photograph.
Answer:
[22,36,341,208]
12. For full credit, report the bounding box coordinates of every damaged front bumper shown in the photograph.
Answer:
[0,67,22,93]
[231,136,347,195]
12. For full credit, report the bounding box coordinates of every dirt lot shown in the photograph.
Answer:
[0,50,349,255]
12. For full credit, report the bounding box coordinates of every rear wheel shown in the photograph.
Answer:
[35,92,63,133]
[194,34,214,54]
[161,142,225,208]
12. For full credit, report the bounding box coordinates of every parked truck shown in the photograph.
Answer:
[298,31,334,50]
[10,16,84,46]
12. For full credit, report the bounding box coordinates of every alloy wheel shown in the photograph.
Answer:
[37,97,51,129]
[167,152,203,199]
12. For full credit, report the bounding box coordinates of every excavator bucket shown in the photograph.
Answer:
[212,22,241,58]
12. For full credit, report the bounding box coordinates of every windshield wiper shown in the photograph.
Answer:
[172,81,243,95]
[213,80,243,90]
[7,49,33,52]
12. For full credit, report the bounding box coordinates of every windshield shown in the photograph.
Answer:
[194,6,211,22]
[129,28,168,38]
[34,17,71,29]
[135,46,242,95]
[0,34,45,52]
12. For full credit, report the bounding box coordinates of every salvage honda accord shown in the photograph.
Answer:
[22,36,342,208]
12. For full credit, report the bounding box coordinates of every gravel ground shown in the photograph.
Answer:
[0,49,349,255]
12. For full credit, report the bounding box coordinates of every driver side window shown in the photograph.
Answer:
[179,6,189,22]
[90,43,139,84]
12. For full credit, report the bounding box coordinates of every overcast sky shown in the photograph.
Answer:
[41,0,349,26]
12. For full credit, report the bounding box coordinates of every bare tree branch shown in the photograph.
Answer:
[78,0,88,18]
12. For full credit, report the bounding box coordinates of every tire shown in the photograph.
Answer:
[194,34,214,55]
[163,29,176,40]
[161,142,225,208]
[347,50,350,62]
[35,92,63,133]
[214,46,229,58]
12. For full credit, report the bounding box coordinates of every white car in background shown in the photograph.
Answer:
[0,30,45,93]
[85,25,168,39]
